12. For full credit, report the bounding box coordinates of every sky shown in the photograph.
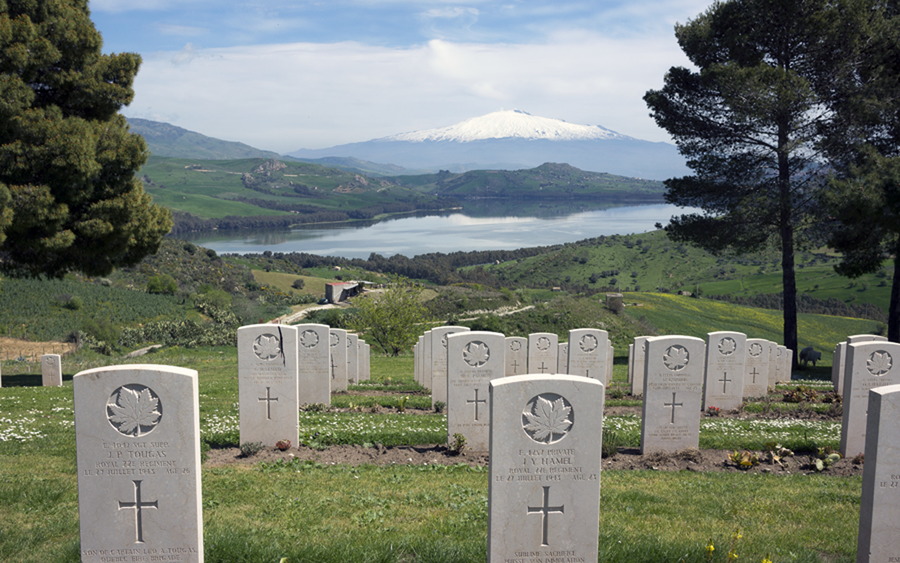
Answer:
[89,0,712,154]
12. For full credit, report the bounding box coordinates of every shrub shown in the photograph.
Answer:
[147,274,178,295]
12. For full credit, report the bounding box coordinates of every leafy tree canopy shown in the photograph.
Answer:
[0,0,171,277]
[643,0,869,356]
[349,277,429,356]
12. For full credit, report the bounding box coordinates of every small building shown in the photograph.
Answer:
[325,281,362,303]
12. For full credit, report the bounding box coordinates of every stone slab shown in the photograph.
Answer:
[42,353,62,387]
[703,331,746,411]
[488,374,603,562]
[505,337,528,376]
[237,324,299,448]
[743,338,770,398]
[840,341,900,457]
[640,335,706,454]
[329,329,349,393]
[527,332,558,375]
[856,383,900,562]
[446,331,506,451]
[567,328,609,383]
[630,336,650,396]
[430,326,469,407]
[296,324,330,405]
[74,364,203,563]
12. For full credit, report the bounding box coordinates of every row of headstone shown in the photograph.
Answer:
[414,326,613,393]
[414,327,613,451]
[64,359,900,561]
[628,332,792,403]
[237,323,371,447]
[71,361,607,562]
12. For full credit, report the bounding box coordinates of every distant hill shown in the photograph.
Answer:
[290,110,689,180]
[388,163,665,201]
[127,118,284,160]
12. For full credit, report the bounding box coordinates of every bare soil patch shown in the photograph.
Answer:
[0,337,75,361]
[205,443,862,476]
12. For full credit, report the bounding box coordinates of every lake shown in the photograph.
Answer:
[186,203,691,259]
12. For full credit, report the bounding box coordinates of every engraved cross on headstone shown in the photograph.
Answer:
[664,392,683,424]
[527,485,565,547]
[749,367,759,384]
[330,353,337,379]
[718,371,732,394]
[538,361,549,374]
[467,388,487,421]
[258,386,278,420]
[117,480,158,543]
[511,359,521,374]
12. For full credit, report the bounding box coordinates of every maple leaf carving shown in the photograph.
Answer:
[108,386,161,437]
[579,334,598,353]
[867,351,893,376]
[523,396,572,444]
[253,334,282,360]
[718,337,737,356]
[463,341,490,367]
[748,343,763,357]
[663,345,690,371]
[536,336,552,351]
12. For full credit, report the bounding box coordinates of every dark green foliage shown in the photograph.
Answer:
[146,273,178,295]
[0,0,172,276]
[643,0,870,358]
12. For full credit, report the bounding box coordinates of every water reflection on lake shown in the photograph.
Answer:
[186,203,691,259]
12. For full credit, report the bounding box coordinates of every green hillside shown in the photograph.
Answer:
[127,118,284,160]
[480,230,890,319]
[140,156,448,232]
[388,162,665,201]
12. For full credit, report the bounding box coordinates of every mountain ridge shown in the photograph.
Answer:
[289,110,688,180]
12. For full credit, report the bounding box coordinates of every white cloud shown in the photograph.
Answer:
[125,30,691,153]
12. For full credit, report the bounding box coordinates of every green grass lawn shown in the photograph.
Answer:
[0,346,865,562]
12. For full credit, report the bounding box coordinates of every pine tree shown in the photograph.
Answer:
[644,0,867,362]
[0,0,171,277]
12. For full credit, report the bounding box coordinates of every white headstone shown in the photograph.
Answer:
[528,332,558,375]
[840,341,900,457]
[488,374,603,562]
[237,324,299,447]
[329,329,349,392]
[831,341,845,392]
[74,364,203,562]
[765,341,778,388]
[505,336,528,376]
[743,338,770,398]
[422,330,433,390]
[557,343,568,374]
[856,383,900,562]
[703,331,747,411]
[627,343,634,384]
[296,323,331,405]
[837,335,887,395]
[640,335,706,454]
[446,331,506,451]
[347,333,359,385]
[606,342,615,386]
[358,340,371,381]
[630,336,651,396]
[430,326,469,407]
[567,328,609,383]
[42,353,62,387]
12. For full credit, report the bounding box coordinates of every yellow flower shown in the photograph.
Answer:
[732,529,743,541]
[762,558,773,563]
[706,542,716,553]
[728,550,739,559]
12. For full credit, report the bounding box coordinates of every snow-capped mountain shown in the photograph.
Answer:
[290,110,687,180]
[382,109,632,143]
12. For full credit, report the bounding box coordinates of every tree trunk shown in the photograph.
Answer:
[777,121,799,368]
[889,247,900,343]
